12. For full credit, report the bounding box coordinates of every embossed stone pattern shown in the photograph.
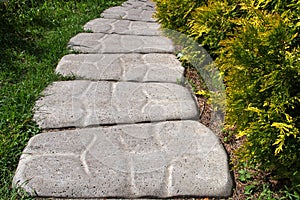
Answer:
[101,6,156,22]
[84,18,161,36]
[68,33,174,53]
[13,121,233,198]
[13,0,233,198]
[33,81,199,129]
[122,0,156,10]
[56,54,184,82]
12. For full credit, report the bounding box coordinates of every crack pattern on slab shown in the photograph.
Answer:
[33,81,199,129]
[56,54,184,83]
[84,18,161,36]
[68,33,174,53]
[13,121,233,198]
[121,0,155,10]
[101,6,156,22]
[13,0,233,198]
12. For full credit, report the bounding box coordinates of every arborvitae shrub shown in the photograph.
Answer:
[218,10,300,185]
[154,0,300,188]
[188,0,239,58]
[153,0,203,33]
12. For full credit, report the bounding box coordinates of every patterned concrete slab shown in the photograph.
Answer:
[84,18,161,36]
[34,81,199,129]
[13,120,233,198]
[13,0,234,198]
[101,6,156,22]
[122,0,155,10]
[55,54,184,83]
[68,33,174,53]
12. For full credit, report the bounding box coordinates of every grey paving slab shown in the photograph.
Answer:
[68,33,174,53]
[84,18,161,36]
[13,1,234,198]
[101,6,156,22]
[122,0,155,10]
[33,81,199,129]
[55,54,184,83]
[13,120,233,198]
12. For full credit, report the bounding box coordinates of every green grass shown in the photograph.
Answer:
[0,0,124,199]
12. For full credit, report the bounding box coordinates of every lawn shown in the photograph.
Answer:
[0,0,124,199]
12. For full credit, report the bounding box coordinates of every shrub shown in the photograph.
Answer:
[153,0,203,33]
[188,0,240,58]
[218,9,300,185]
[154,0,300,189]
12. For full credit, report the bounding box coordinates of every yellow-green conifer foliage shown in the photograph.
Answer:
[153,0,300,187]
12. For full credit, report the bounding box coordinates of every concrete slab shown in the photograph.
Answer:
[13,121,233,198]
[84,18,161,36]
[33,81,199,129]
[101,6,156,22]
[122,0,155,10]
[13,1,234,198]
[68,33,174,53]
[55,54,184,83]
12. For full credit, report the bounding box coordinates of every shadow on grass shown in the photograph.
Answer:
[0,2,60,85]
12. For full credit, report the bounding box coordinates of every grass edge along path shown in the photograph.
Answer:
[0,1,124,199]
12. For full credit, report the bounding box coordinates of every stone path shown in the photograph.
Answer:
[13,0,233,198]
